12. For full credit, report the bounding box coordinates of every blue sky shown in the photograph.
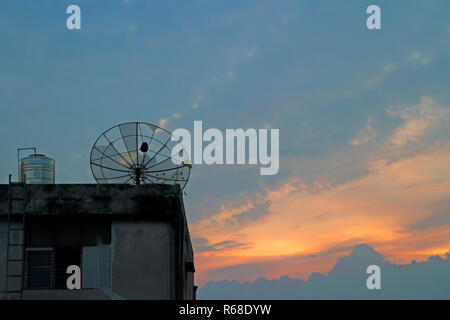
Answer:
[1,0,450,286]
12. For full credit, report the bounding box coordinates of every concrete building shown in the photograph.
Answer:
[0,183,195,300]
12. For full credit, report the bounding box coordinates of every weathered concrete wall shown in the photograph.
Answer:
[22,289,111,300]
[0,184,195,300]
[0,184,179,217]
[183,231,195,300]
[1,220,175,300]
[20,221,175,300]
[0,221,6,299]
[180,196,195,300]
[110,220,174,300]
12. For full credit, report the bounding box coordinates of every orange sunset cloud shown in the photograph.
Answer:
[192,144,450,285]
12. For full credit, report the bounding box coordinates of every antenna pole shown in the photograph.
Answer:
[136,169,141,185]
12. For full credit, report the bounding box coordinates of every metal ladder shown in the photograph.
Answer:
[4,174,27,300]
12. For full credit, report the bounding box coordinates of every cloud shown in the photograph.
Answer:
[192,94,203,109]
[386,97,450,148]
[192,142,450,285]
[201,239,367,284]
[343,62,396,97]
[246,47,257,58]
[225,72,235,81]
[196,239,252,253]
[409,211,450,231]
[349,118,377,146]
[193,197,271,235]
[190,45,256,110]
[158,118,168,128]
[192,237,209,245]
[211,71,236,84]
[157,112,182,129]
[190,97,450,285]
[365,62,396,89]
[198,244,450,299]
[232,201,270,224]
[407,51,433,67]
[408,199,450,231]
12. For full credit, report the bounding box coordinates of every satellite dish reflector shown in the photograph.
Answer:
[90,122,191,189]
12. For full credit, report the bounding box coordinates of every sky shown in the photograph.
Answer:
[0,0,449,289]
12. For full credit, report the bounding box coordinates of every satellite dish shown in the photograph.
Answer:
[90,122,191,189]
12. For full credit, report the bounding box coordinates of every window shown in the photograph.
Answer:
[24,217,111,290]
[25,247,82,290]
[54,247,82,289]
[25,249,53,289]
[82,246,110,289]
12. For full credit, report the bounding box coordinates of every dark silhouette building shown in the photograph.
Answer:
[0,183,195,300]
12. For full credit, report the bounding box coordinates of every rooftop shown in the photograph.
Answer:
[0,183,183,217]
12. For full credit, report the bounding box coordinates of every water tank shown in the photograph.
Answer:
[19,154,55,184]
